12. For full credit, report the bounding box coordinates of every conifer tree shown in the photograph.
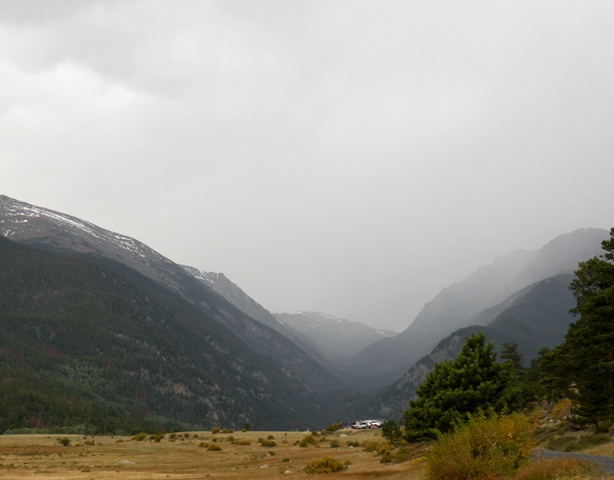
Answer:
[403,332,513,440]
[565,227,614,430]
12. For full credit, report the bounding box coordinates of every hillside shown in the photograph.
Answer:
[349,228,607,387]
[184,267,331,367]
[0,195,341,393]
[366,273,577,421]
[0,236,363,432]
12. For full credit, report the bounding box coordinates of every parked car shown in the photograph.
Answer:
[351,421,369,429]
[365,420,382,428]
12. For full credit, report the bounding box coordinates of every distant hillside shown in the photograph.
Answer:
[349,228,607,387]
[184,267,331,367]
[366,273,577,421]
[0,236,366,431]
[275,312,396,362]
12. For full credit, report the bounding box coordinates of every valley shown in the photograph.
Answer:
[0,194,611,433]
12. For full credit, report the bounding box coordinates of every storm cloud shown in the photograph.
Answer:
[2,1,613,330]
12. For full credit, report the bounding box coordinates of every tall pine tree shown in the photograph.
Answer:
[566,227,614,430]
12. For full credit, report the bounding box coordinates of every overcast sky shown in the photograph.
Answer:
[2,1,614,331]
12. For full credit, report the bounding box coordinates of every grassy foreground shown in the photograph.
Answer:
[0,429,425,480]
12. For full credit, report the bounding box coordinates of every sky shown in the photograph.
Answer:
[2,1,614,332]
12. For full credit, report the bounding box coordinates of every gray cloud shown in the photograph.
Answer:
[2,1,614,330]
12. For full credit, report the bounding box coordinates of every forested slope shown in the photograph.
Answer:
[0,236,347,432]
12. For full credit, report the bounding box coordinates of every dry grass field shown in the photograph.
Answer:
[0,429,426,480]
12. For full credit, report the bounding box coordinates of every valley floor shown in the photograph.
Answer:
[0,430,425,480]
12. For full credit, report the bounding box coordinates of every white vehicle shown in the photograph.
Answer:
[351,421,369,429]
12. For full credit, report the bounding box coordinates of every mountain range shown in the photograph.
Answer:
[0,194,608,431]
[345,228,607,387]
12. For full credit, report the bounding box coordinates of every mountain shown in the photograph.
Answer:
[275,311,397,362]
[0,195,368,430]
[366,273,578,421]
[0,195,340,393]
[0,236,324,431]
[348,228,608,387]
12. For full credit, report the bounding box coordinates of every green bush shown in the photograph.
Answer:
[304,456,348,474]
[427,412,536,480]
[56,437,71,447]
[299,434,317,447]
[323,422,343,433]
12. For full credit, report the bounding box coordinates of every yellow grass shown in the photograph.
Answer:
[0,429,426,480]
[581,438,614,458]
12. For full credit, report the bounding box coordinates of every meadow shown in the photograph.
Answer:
[0,429,426,480]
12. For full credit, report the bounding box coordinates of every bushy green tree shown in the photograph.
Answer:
[381,419,402,445]
[403,332,513,440]
[564,227,614,430]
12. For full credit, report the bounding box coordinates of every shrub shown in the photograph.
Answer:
[206,443,222,451]
[56,437,71,447]
[299,435,317,447]
[323,422,343,433]
[132,432,148,441]
[149,433,164,442]
[346,440,360,448]
[261,440,277,447]
[304,456,348,474]
[379,445,414,464]
[329,439,340,448]
[361,440,379,452]
[211,427,220,434]
[427,412,536,480]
